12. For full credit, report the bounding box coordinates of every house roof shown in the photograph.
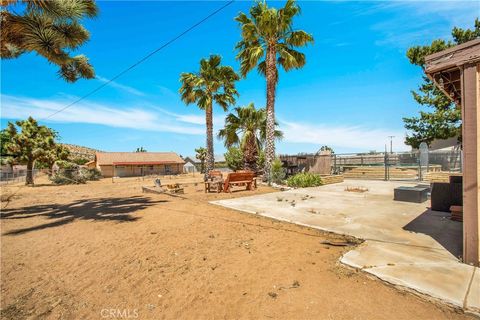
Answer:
[96,152,185,166]
[187,154,226,163]
[183,157,197,164]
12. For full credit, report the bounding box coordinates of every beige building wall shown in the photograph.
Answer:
[99,165,114,177]
[98,164,182,178]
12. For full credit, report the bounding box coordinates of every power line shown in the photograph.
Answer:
[43,0,235,120]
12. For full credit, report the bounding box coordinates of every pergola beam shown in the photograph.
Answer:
[425,39,480,266]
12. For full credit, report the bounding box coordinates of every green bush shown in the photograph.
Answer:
[225,147,244,171]
[286,172,323,188]
[270,158,286,184]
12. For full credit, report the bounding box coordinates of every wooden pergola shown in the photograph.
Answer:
[425,39,480,266]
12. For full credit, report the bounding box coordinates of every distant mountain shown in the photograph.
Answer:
[61,144,102,161]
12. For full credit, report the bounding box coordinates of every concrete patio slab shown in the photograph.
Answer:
[342,242,475,307]
[466,268,479,311]
[211,179,479,313]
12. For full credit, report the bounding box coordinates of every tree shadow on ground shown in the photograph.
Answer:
[1,196,167,236]
[403,209,463,259]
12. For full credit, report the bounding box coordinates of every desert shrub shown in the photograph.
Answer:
[50,168,86,184]
[55,160,77,170]
[225,147,244,171]
[286,172,323,188]
[81,168,102,180]
[51,166,102,184]
[270,158,286,184]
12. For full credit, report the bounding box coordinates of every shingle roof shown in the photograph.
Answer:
[96,152,185,166]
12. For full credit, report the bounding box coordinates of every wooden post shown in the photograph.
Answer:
[462,63,480,265]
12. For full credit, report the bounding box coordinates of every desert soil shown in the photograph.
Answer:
[0,174,474,320]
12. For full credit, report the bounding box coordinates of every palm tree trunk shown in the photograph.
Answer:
[26,160,34,185]
[244,134,258,173]
[205,102,215,179]
[264,45,277,183]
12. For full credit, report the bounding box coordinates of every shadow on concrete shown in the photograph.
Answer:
[1,196,167,236]
[403,209,463,259]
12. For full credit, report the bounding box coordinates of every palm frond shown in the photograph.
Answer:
[286,30,314,47]
[277,45,306,71]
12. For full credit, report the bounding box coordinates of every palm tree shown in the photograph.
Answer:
[235,0,313,181]
[194,146,207,173]
[180,55,239,177]
[1,0,98,82]
[218,103,282,172]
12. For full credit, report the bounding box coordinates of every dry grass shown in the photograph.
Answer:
[0,175,473,320]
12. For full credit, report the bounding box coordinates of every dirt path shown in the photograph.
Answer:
[0,176,474,319]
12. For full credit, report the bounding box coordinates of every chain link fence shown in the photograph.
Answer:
[280,148,462,182]
[0,169,44,184]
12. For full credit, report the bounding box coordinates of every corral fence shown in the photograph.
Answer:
[0,169,44,185]
[0,168,89,185]
[280,148,462,182]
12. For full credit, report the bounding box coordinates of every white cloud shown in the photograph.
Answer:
[369,1,479,48]
[280,120,409,152]
[1,94,204,135]
[147,105,225,127]
[2,94,411,152]
[96,76,145,96]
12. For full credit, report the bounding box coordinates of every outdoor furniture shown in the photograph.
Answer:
[166,183,184,194]
[223,172,255,193]
[431,176,463,212]
[394,186,428,203]
[204,170,224,193]
[205,180,223,193]
[450,205,463,222]
[235,170,257,189]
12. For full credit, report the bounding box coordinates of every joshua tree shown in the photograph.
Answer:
[218,103,282,172]
[180,55,239,177]
[5,117,57,185]
[194,147,207,173]
[1,0,98,82]
[38,144,70,174]
[235,0,313,181]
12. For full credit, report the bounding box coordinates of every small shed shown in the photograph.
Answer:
[183,157,198,173]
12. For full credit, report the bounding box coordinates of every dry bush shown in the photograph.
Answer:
[344,186,369,193]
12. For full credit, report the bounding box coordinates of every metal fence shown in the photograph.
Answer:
[334,150,461,181]
[0,169,43,184]
[280,149,462,182]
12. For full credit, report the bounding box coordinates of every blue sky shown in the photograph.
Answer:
[1,1,479,156]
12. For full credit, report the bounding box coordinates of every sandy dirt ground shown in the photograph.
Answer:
[0,174,475,320]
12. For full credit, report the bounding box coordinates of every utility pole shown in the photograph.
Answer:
[388,136,395,154]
